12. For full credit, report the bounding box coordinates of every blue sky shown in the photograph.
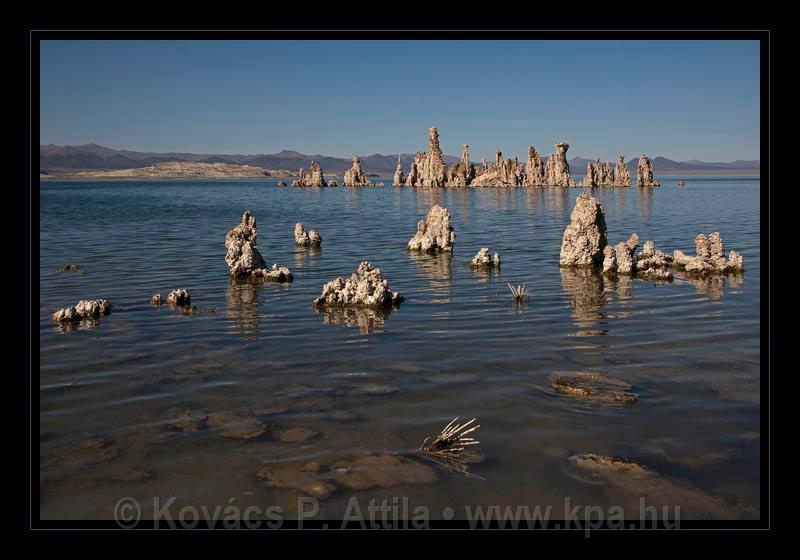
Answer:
[40,40,760,162]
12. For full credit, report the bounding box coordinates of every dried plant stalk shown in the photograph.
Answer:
[508,283,529,301]
[420,417,481,456]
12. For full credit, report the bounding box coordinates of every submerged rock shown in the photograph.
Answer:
[407,205,455,252]
[549,372,638,405]
[57,264,81,273]
[50,436,121,468]
[179,305,218,315]
[469,247,501,269]
[294,223,322,247]
[568,453,756,519]
[52,299,112,322]
[255,460,336,499]
[161,408,210,433]
[207,413,267,439]
[277,180,287,187]
[275,426,320,444]
[314,261,403,308]
[333,453,437,491]
[343,155,372,187]
[636,154,660,187]
[166,289,191,307]
[559,193,608,267]
[673,232,744,275]
[150,293,162,306]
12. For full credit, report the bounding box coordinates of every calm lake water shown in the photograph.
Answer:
[39,177,761,522]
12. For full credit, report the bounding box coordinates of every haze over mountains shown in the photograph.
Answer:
[40,144,760,176]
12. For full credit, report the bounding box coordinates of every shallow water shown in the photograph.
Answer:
[39,177,761,522]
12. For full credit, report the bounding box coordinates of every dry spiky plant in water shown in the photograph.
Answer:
[420,417,480,456]
[508,283,530,302]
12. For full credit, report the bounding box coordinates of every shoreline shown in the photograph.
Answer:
[39,172,760,182]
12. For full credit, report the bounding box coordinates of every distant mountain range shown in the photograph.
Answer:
[570,156,760,176]
[40,144,759,176]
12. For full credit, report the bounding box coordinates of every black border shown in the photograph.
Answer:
[25,27,772,535]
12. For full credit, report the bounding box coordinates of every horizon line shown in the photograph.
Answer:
[38,142,760,164]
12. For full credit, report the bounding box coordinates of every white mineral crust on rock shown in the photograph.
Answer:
[313,261,403,308]
[446,145,475,187]
[52,299,112,322]
[404,157,420,186]
[417,127,447,187]
[614,155,631,187]
[635,240,674,280]
[471,150,523,187]
[392,155,405,187]
[545,142,574,187]
[470,247,501,268]
[407,205,456,252]
[225,211,293,281]
[636,154,660,187]
[294,223,322,247]
[602,233,639,274]
[673,232,744,275]
[343,156,372,187]
[260,264,294,282]
[308,161,327,187]
[523,146,546,186]
[559,193,608,267]
[225,211,266,275]
[582,161,599,188]
[167,289,191,306]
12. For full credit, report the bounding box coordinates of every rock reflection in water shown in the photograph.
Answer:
[52,317,101,333]
[560,268,608,334]
[408,251,454,304]
[294,245,321,269]
[225,277,263,341]
[471,264,501,284]
[415,188,444,211]
[543,186,569,214]
[682,273,744,301]
[316,306,392,334]
[637,186,653,217]
[604,274,632,300]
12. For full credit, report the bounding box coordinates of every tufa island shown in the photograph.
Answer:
[286,127,662,189]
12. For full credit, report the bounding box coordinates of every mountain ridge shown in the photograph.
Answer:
[40,144,760,175]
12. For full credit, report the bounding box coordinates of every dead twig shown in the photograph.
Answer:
[420,417,481,456]
[508,283,530,302]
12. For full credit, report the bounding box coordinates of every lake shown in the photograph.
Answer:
[38,176,761,522]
